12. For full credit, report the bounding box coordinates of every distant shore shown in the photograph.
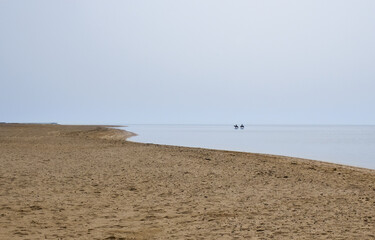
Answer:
[0,123,374,239]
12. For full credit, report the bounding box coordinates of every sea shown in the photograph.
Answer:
[120,125,375,170]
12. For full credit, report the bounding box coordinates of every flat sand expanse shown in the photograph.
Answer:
[0,124,374,239]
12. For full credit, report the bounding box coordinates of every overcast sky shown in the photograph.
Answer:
[1,0,375,124]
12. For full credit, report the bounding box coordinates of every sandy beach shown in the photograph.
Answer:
[0,123,374,239]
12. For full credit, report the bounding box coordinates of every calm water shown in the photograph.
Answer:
[121,125,375,170]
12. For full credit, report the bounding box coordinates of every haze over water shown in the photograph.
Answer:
[123,125,375,170]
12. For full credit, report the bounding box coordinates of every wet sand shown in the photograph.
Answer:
[0,123,374,239]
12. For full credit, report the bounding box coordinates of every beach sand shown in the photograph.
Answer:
[0,123,374,239]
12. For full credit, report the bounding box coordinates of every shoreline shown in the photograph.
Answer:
[1,123,374,239]
[122,125,375,172]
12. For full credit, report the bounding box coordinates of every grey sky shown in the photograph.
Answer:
[1,0,375,124]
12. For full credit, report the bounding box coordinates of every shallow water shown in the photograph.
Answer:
[121,125,375,170]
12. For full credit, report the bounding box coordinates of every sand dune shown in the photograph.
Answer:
[0,124,374,239]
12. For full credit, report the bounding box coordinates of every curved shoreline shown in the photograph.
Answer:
[1,123,374,239]
[120,125,375,172]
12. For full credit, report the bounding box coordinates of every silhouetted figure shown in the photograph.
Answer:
[240,124,244,129]
[234,124,239,129]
